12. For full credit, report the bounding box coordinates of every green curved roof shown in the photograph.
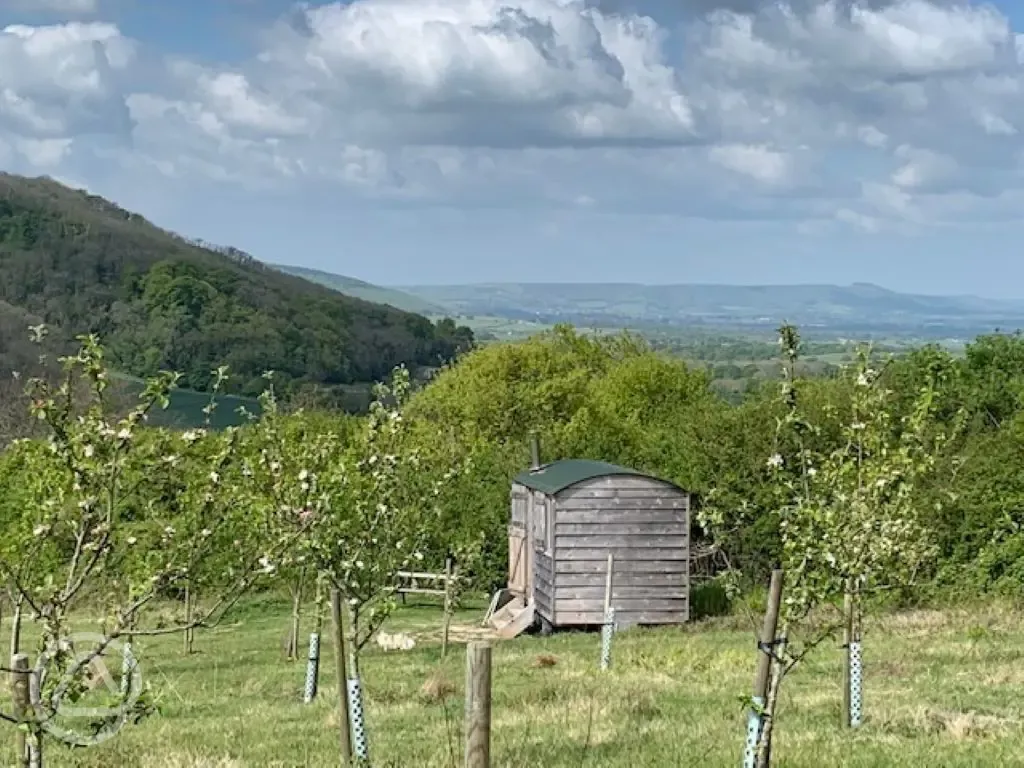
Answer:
[514,459,673,496]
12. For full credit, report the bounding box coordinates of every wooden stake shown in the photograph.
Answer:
[464,642,492,768]
[603,553,614,614]
[756,626,789,768]
[841,581,853,728]
[753,570,784,704]
[744,569,784,768]
[330,588,353,765]
[600,554,615,671]
[11,653,29,768]
[442,556,454,659]
[183,584,194,655]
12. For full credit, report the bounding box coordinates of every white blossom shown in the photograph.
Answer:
[181,429,204,444]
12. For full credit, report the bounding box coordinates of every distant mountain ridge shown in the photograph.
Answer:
[272,264,445,315]
[396,281,1024,337]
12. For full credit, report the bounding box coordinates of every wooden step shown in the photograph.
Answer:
[490,602,535,640]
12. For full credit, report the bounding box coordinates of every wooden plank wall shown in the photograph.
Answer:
[552,475,689,627]
[529,487,555,622]
[534,550,555,620]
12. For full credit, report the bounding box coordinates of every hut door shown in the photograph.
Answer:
[508,491,529,597]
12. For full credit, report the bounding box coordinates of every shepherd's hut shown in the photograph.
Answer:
[486,435,691,638]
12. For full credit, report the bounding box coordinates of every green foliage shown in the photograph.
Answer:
[0,336,301,748]
[0,173,473,402]
[408,324,646,443]
[770,338,957,622]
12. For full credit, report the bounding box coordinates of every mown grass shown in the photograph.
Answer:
[1,597,1023,766]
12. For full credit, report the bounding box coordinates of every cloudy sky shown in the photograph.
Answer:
[2,0,1024,295]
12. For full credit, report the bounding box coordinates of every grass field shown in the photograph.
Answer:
[2,596,1022,767]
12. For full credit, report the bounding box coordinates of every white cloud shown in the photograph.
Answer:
[0,22,134,139]
[15,137,72,166]
[2,0,1024,233]
[709,144,792,184]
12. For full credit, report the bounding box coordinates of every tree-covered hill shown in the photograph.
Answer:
[0,174,474,397]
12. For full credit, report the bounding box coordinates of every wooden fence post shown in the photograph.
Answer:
[11,653,29,768]
[330,589,353,764]
[183,584,194,655]
[601,553,615,671]
[841,582,853,728]
[464,642,492,768]
[743,569,784,768]
[442,556,455,660]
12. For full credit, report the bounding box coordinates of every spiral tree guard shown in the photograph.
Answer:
[850,641,863,728]
[600,607,616,671]
[743,695,764,768]
[303,632,320,704]
[347,677,369,761]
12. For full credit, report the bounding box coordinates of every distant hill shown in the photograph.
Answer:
[399,281,1024,338]
[272,264,445,315]
[0,173,474,402]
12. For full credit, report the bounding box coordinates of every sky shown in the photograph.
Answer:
[2,0,1024,296]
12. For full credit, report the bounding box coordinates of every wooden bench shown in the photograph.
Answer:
[395,569,458,604]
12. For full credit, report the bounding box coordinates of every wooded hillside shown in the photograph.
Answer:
[0,173,474,397]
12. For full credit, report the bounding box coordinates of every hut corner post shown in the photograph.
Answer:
[743,569,784,768]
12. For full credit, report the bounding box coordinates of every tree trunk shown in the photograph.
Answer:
[344,602,368,764]
[288,569,306,661]
[10,594,23,659]
[755,625,789,768]
[27,665,42,768]
[27,732,41,768]
[11,652,29,768]
[314,573,325,637]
